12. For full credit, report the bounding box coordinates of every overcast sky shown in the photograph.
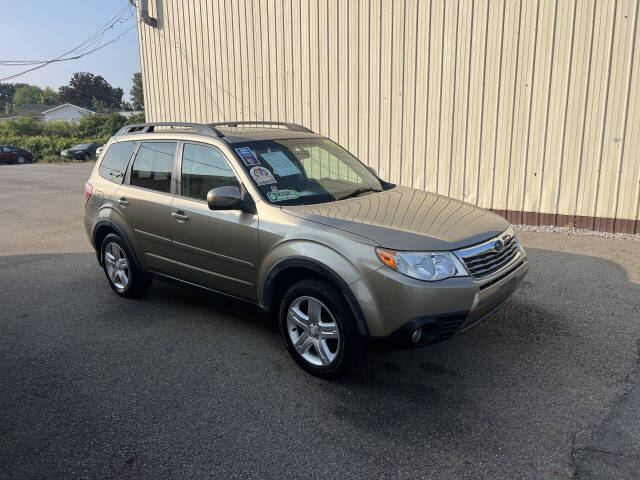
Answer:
[1,0,141,101]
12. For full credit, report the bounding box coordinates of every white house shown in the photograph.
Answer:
[118,110,143,119]
[42,104,94,124]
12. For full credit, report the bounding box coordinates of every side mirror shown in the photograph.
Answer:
[207,186,243,210]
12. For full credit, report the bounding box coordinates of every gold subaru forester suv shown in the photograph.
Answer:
[84,121,528,377]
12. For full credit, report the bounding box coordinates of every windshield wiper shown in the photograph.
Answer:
[337,187,382,201]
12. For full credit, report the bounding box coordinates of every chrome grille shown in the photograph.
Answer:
[458,230,520,279]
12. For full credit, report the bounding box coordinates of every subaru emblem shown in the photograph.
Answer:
[493,240,504,252]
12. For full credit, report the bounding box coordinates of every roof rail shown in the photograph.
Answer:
[115,122,222,137]
[209,121,314,135]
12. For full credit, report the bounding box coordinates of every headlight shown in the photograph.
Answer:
[376,248,467,281]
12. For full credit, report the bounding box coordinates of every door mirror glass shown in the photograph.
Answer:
[207,186,243,210]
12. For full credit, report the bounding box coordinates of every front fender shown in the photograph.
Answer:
[260,248,373,336]
[258,239,367,306]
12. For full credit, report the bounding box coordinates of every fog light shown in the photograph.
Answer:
[411,327,423,344]
[471,291,480,310]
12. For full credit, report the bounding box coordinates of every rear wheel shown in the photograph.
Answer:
[100,233,151,298]
[279,279,365,377]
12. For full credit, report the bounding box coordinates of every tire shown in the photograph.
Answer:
[100,233,152,298]
[16,156,26,165]
[279,278,366,378]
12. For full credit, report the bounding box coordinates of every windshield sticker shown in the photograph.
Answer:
[261,151,302,177]
[235,147,260,166]
[250,166,277,186]
[267,189,300,202]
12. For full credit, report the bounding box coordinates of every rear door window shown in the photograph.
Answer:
[130,142,177,193]
[98,141,137,184]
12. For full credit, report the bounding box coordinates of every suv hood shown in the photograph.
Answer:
[282,186,510,250]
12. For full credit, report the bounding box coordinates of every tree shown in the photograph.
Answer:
[41,87,59,105]
[58,72,123,111]
[13,85,44,106]
[0,83,18,112]
[130,72,144,111]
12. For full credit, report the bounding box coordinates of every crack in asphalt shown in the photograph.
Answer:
[571,338,640,479]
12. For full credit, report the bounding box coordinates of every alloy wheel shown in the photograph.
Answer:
[104,242,130,291]
[286,296,341,366]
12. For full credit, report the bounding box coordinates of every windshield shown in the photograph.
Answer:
[231,138,385,205]
[72,144,89,149]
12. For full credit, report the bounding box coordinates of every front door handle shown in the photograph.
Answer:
[116,197,129,206]
[172,211,189,221]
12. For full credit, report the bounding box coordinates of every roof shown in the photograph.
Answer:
[18,103,59,114]
[0,103,61,118]
[42,103,94,115]
[217,126,321,144]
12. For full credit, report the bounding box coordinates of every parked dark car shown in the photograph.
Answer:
[61,143,100,160]
[0,145,33,164]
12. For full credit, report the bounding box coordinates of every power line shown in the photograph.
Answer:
[0,3,136,82]
[0,25,137,72]
[0,7,135,66]
[0,4,131,66]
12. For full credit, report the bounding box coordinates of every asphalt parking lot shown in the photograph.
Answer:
[1,163,639,479]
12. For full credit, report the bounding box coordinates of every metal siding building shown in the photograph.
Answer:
[136,0,640,233]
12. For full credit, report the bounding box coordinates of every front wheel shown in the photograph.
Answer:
[279,279,365,377]
[16,156,26,164]
[100,233,151,298]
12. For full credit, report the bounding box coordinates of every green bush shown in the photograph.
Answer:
[127,112,146,123]
[76,112,127,138]
[0,117,44,136]
[0,113,142,161]
[40,154,64,164]
[41,121,75,138]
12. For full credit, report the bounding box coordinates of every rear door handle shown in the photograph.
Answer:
[172,211,189,221]
[116,197,129,206]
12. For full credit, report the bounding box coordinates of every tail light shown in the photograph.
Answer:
[84,182,93,204]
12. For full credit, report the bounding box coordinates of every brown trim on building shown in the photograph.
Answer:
[491,209,639,234]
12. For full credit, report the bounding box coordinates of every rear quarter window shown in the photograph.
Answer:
[98,141,137,184]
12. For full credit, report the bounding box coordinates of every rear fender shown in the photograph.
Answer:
[92,211,141,272]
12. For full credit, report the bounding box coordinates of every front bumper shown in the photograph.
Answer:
[457,260,528,331]
[350,251,528,340]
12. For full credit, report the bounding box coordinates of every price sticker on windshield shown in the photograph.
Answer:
[261,151,302,177]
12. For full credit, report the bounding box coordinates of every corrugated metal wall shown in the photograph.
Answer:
[137,0,640,233]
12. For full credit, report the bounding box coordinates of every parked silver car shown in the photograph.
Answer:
[84,121,528,377]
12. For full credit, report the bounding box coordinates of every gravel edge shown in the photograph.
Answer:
[513,224,640,242]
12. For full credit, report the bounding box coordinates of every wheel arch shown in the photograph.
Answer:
[92,219,142,271]
[263,257,370,337]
